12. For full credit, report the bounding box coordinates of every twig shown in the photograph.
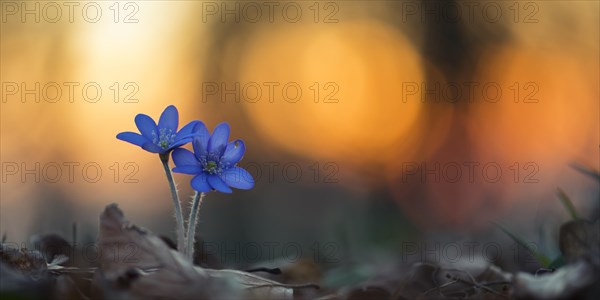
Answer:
[244,267,282,275]
[422,279,458,295]
[420,266,509,299]
[245,282,320,290]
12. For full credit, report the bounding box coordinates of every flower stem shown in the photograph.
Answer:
[159,153,186,253]
[186,191,205,261]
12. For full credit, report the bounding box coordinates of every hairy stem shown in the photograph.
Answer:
[186,191,205,261]
[160,153,186,253]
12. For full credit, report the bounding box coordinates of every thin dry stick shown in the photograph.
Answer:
[245,283,320,290]
[443,268,507,297]
[424,267,508,298]
[422,279,459,296]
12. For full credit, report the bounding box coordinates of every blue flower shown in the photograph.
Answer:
[171,122,254,193]
[116,105,200,154]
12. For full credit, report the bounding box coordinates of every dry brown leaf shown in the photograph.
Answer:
[204,268,293,299]
[95,203,293,300]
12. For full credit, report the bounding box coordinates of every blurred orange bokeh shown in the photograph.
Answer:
[1,1,598,237]
[239,20,425,167]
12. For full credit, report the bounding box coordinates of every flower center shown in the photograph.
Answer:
[204,161,218,174]
[200,152,227,175]
[153,128,176,150]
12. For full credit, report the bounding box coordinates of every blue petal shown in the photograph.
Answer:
[221,140,245,165]
[194,121,210,135]
[169,137,193,149]
[191,173,211,192]
[221,167,254,190]
[116,132,148,147]
[208,175,232,193]
[142,142,163,153]
[190,122,210,159]
[135,114,157,140]
[173,165,203,174]
[172,148,200,167]
[158,105,178,132]
[175,120,205,140]
[208,123,230,155]
[193,121,210,136]
[192,136,209,160]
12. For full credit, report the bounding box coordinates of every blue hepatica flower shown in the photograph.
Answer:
[116,105,200,154]
[172,122,254,193]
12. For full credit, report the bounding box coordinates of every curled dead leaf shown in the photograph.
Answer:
[95,203,295,300]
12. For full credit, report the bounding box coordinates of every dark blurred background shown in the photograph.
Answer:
[1,0,598,272]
